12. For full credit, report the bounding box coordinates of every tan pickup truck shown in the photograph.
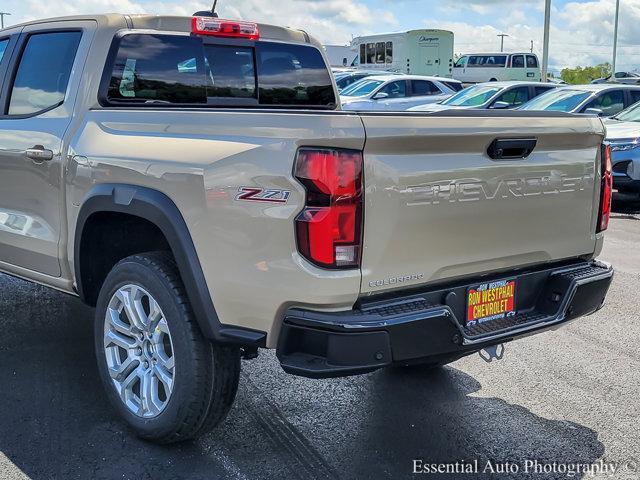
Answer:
[0,13,613,443]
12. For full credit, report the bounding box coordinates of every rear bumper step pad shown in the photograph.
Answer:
[276,261,613,378]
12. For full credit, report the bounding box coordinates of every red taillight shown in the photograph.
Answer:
[597,143,613,233]
[191,17,260,40]
[294,149,363,269]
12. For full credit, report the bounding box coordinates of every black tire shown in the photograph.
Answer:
[94,252,240,444]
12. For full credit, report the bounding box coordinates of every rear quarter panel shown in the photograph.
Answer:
[67,109,365,347]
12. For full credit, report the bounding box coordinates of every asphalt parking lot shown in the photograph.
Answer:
[0,194,639,480]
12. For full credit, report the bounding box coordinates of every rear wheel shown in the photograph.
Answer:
[94,252,240,443]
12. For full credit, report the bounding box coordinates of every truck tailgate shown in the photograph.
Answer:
[359,113,605,294]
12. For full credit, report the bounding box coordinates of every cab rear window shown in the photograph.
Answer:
[104,33,336,109]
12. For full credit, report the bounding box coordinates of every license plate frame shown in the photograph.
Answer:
[466,279,517,326]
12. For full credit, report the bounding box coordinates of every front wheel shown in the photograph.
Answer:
[94,252,240,443]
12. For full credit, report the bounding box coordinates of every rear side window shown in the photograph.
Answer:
[534,86,555,96]
[629,90,640,105]
[9,31,82,115]
[583,90,624,116]
[490,56,508,67]
[527,55,539,68]
[442,81,463,92]
[511,55,524,68]
[494,86,530,107]
[469,55,507,68]
[411,80,439,96]
[105,34,335,108]
[108,34,207,104]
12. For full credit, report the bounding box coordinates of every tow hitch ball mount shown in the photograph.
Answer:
[479,344,505,363]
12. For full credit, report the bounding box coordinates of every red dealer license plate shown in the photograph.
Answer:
[466,279,516,325]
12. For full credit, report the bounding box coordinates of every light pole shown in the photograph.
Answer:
[612,0,620,76]
[497,34,509,52]
[541,0,551,82]
[0,12,10,29]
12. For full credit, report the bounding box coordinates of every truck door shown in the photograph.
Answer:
[0,20,95,276]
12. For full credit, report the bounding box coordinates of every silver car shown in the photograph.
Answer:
[340,75,462,111]
[592,71,640,85]
[408,81,558,112]
[334,70,401,92]
[604,103,640,194]
[519,84,640,116]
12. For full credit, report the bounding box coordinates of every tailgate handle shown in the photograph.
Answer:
[487,138,537,160]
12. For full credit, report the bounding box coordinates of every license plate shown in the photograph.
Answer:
[466,279,516,325]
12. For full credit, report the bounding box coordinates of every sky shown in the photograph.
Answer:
[0,0,638,73]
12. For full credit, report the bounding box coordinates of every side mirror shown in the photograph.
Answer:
[373,92,389,100]
[584,108,604,116]
[491,101,511,109]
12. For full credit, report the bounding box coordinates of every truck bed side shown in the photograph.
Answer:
[67,109,365,347]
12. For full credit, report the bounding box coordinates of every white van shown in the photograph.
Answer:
[453,53,541,83]
[352,30,455,77]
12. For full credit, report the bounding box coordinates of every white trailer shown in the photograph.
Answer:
[324,45,358,68]
[351,29,454,77]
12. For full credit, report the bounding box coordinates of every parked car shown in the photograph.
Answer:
[453,53,541,83]
[332,67,356,75]
[340,75,462,110]
[334,69,400,92]
[547,78,568,85]
[519,84,640,116]
[603,103,640,193]
[592,72,640,85]
[409,81,558,112]
[0,13,613,445]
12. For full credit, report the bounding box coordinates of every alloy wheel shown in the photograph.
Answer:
[103,284,175,418]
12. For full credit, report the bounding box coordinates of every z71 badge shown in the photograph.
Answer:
[235,187,291,204]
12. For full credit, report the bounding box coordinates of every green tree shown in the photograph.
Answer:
[560,63,612,84]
